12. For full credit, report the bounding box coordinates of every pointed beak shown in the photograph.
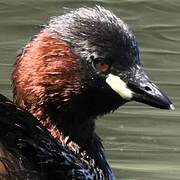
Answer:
[126,65,175,110]
[106,64,174,110]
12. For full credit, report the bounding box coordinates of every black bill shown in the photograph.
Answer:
[126,65,175,110]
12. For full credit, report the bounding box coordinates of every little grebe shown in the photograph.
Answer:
[0,6,174,180]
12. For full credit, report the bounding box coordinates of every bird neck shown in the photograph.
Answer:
[29,96,98,154]
[44,115,96,153]
[30,88,122,153]
[39,112,115,180]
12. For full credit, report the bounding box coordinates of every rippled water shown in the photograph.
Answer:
[0,0,180,179]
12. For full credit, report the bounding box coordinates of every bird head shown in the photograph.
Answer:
[47,6,174,111]
[13,6,174,132]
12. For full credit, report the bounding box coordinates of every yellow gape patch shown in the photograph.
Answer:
[106,73,133,100]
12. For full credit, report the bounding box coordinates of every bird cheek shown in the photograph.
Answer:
[105,73,133,100]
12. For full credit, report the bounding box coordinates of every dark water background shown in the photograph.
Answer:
[0,0,180,179]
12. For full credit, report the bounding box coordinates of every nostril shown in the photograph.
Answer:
[144,86,152,91]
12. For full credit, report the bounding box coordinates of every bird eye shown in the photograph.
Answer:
[89,55,110,74]
[95,62,109,73]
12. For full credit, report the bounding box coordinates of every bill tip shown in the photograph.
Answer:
[170,104,175,111]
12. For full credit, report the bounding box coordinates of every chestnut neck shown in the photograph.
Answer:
[12,29,117,178]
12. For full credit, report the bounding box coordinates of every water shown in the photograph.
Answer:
[0,0,180,179]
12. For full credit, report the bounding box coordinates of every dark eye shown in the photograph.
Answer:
[94,62,109,73]
[89,55,110,73]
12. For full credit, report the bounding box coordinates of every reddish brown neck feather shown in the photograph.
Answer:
[13,30,83,151]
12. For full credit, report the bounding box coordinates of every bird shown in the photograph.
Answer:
[0,6,174,180]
